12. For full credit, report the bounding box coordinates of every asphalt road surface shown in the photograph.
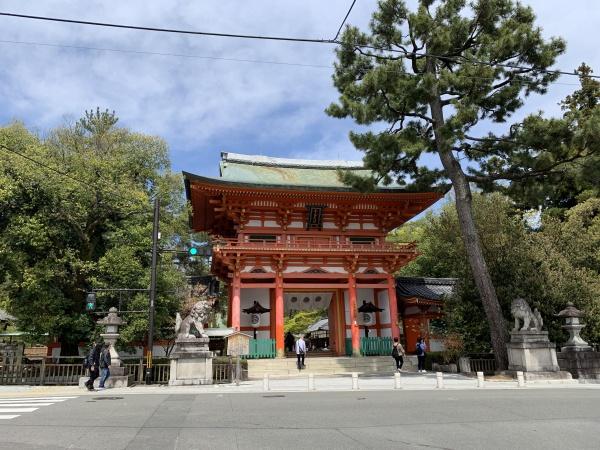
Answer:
[0,389,599,449]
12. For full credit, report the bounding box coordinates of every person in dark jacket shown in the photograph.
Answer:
[98,343,112,389]
[416,337,427,373]
[85,342,103,391]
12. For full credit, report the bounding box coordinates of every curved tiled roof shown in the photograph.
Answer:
[395,277,458,301]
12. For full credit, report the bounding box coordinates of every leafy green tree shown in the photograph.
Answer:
[325,0,600,368]
[284,309,327,335]
[0,109,190,354]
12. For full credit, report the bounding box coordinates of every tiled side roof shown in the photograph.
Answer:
[395,277,458,301]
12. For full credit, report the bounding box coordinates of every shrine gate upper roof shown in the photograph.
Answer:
[216,151,401,190]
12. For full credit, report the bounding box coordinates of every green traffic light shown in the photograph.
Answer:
[189,247,198,256]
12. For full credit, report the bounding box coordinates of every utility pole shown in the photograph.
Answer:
[145,196,160,385]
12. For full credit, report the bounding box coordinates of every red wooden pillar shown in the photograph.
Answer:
[231,275,241,331]
[348,274,360,356]
[275,272,285,358]
[387,275,400,340]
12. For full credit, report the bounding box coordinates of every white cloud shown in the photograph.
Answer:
[0,0,599,174]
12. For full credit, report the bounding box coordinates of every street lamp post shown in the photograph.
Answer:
[145,196,160,385]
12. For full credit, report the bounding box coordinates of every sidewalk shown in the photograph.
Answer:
[1,371,596,398]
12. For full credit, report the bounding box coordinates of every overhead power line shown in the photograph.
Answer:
[333,0,357,41]
[0,39,580,86]
[0,11,598,80]
[0,39,333,69]
[0,12,334,44]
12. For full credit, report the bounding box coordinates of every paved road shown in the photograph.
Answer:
[0,389,599,449]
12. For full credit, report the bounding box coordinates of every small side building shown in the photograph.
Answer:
[396,277,457,353]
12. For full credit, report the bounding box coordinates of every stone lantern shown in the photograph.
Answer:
[97,307,126,366]
[556,302,591,352]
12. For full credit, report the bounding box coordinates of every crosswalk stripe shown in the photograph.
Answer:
[0,407,39,413]
[0,397,76,401]
[0,403,53,407]
[0,399,68,404]
[0,415,20,420]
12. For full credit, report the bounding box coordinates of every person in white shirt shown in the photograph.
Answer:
[295,336,307,370]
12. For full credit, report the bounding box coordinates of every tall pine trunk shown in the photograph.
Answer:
[427,58,509,370]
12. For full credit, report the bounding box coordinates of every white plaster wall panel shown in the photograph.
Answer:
[263,220,279,227]
[322,222,337,229]
[356,288,374,306]
[346,223,360,230]
[256,330,271,340]
[362,222,377,230]
[240,288,270,327]
[284,266,311,273]
[343,290,350,325]
[379,328,392,337]
[289,221,304,228]
[248,220,261,227]
[377,290,391,323]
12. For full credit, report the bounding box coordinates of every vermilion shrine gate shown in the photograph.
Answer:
[184,152,444,357]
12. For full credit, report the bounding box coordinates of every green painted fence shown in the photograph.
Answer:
[345,337,393,356]
[245,339,276,359]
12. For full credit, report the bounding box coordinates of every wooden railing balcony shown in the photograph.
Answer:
[213,238,416,254]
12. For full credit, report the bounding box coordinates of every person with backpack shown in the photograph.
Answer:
[84,341,103,391]
[391,337,405,372]
[416,337,427,373]
[98,343,112,389]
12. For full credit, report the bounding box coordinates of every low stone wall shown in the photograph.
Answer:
[557,351,600,380]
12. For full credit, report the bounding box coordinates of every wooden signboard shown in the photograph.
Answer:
[226,332,251,357]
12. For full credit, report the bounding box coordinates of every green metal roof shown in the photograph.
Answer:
[219,152,381,188]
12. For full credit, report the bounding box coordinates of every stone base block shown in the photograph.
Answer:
[169,357,213,385]
[557,350,600,379]
[507,331,561,372]
[498,370,574,382]
[78,375,130,389]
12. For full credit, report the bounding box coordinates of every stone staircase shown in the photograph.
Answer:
[247,355,418,379]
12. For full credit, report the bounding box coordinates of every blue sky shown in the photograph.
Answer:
[1,1,599,179]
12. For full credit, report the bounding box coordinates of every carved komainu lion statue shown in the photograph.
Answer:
[175,299,212,339]
[511,298,543,331]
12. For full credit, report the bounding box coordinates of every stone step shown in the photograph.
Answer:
[247,356,417,378]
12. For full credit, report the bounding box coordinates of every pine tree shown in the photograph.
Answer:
[327,0,573,368]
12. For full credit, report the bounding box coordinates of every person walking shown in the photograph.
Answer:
[391,337,405,372]
[295,335,306,370]
[98,343,111,389]
[84,341,102,391]
[416,337,427,373]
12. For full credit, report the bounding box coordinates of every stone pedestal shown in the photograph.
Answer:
[169,337,213,385]
[505,330,573,381]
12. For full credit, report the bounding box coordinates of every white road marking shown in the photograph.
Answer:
[0,396,78,420]
[0,397,75,402]
[0,402,53,406]
[0,407,39,413]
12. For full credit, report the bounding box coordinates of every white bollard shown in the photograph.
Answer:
[517,371,525,387]
[263,373,270,391]
[308,373,315,391]
[394,372,402,390]
[352,372,359,390]
[477,371,484,388]
[436,371,444,389]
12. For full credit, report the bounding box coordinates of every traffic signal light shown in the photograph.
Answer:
[85,292,96,312]
[188,247,199,256]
